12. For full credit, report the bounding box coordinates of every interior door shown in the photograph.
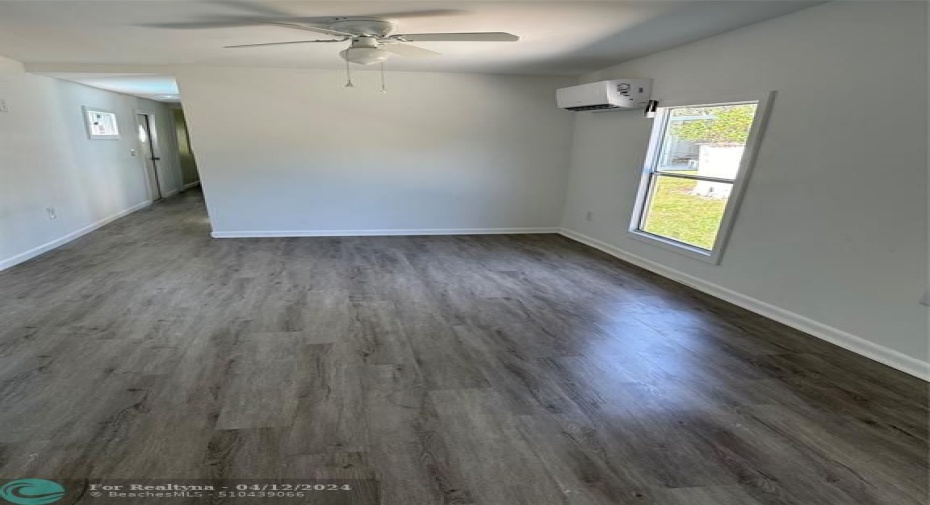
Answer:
[135,113,162,200]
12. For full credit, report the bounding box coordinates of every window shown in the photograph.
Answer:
[82,106,120,139]
[629,92,774,263]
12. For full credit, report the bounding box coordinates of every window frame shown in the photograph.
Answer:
[628,91,775,264]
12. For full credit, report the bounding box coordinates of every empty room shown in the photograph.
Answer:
[0,1,927,504]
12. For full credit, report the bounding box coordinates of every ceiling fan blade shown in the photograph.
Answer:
[381,43,441,58]
[369,9,468,19]
[225,39,346,49]
[142,19,355,38]
[392,32,519,42]
[289,10,467,24]
[203,0,292,18]
[142,19,266,29]
[259,22,356,37]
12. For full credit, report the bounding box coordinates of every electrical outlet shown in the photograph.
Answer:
[45,207,57,220]
[0,99,8,113]
[585,211,594,222]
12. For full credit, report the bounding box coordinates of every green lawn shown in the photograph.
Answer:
[640,173,728,250]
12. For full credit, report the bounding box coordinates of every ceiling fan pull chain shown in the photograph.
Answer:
[380,63,387,94]
[344,47,355,88]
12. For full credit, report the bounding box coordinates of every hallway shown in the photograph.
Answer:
[0,192,926,505]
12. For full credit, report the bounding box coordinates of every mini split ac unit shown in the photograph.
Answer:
[556,79,652,112]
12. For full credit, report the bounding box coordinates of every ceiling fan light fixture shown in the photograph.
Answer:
[339,47,391,65]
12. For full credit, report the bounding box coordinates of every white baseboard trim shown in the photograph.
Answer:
[182,181,201,190]
[0,200,153,272]
[161,188,180,198]
[211,227,559,239]
[559,228,930,381]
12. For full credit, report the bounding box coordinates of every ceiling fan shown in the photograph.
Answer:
[220,18,519,65]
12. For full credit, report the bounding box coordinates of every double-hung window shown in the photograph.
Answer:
[629,92,774,263]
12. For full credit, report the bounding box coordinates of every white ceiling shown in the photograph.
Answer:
[0,1,822,100]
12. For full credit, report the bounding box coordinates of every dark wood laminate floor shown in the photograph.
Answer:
[0,190,926,505]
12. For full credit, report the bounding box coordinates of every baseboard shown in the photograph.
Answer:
[559,228,930,381]
[162,188,180,198]
[211,227,559,239]
[0,200,153,272]
[182,181,201,191]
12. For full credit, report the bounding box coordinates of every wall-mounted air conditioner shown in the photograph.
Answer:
[556,79,652,112]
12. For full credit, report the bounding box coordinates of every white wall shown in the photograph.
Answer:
[560,1,929,374]
[175,67,575,236]
[0,55,183,269]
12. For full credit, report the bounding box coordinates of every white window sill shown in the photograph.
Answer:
[626,229,723,264]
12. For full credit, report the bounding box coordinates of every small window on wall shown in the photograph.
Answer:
[82,106,120,139]
[629,92,774,264]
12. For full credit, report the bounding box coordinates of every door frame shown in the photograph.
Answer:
[134,110,164,201]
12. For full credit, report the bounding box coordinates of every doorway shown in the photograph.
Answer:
[135,112,163,201]
[172,108,201,189]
